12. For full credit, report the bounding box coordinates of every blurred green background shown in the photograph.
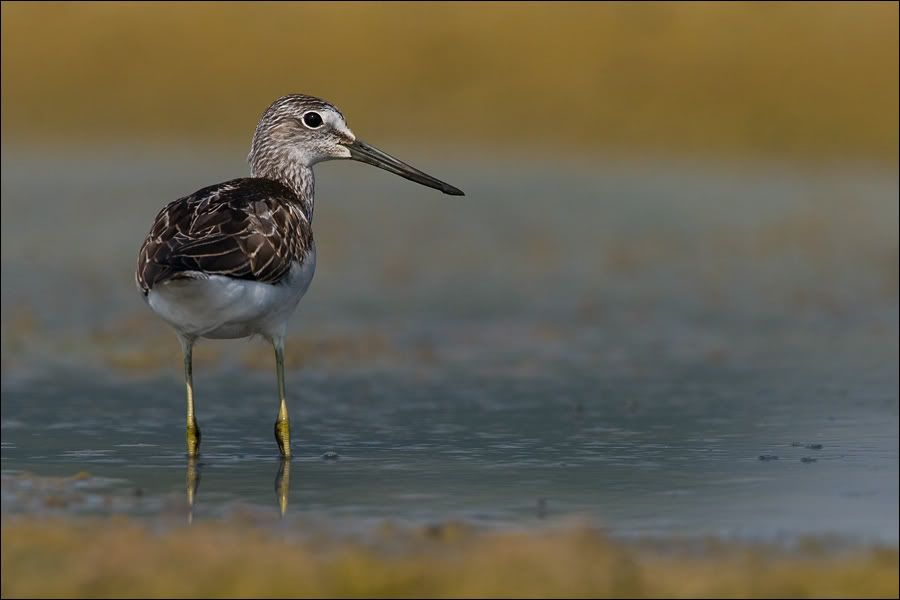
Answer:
[1,1,898,369]
[2,1,898,163]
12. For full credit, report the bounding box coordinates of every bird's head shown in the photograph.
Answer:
[249,94,463,196]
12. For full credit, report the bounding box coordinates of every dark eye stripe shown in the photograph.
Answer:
[302,112,323,128]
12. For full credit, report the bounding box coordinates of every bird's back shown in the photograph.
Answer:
[136,178,313,296]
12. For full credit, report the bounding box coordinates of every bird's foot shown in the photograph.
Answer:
[274,418,292,458]
[187,421,201,457]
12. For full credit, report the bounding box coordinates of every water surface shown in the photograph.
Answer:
[2,147,897,543]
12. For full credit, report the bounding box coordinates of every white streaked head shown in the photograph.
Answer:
[249,94,355,170]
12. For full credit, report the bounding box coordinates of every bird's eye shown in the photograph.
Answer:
[302,112,323,128]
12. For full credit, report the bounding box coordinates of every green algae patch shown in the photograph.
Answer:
[2,517,897,598]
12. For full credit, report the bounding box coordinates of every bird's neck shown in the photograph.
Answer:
[250,157,315,222]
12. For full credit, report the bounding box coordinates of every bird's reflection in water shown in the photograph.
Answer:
[185,457,291,523]
[186,457,200,524]
[274,458,291,517]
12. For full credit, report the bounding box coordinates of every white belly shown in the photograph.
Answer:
[146,253,316,341]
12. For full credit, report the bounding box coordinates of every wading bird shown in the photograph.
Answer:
[136,94,463,458]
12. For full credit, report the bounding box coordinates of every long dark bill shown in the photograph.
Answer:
[346,140,464,196]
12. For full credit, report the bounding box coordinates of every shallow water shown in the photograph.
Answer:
[1,146,898,543]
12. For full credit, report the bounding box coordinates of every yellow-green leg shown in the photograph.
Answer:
[273,339,292,458]
[180,335,201,457]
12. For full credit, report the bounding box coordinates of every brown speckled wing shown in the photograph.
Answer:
[135,178,312,295]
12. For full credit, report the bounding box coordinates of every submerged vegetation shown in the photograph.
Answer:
[2,516,898,598]
[2,2,897,163]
